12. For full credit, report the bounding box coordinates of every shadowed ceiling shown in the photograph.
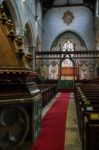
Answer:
[39,0,96,14]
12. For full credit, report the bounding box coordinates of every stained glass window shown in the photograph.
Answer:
[62,40,74,67]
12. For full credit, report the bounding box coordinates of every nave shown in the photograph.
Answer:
[0,0,99,150]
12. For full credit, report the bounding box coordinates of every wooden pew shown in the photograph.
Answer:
[75,83,99,150]
[37,84,58,108]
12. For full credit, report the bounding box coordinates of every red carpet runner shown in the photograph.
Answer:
[31,92,70,150]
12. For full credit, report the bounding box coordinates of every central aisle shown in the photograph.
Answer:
[31,92,70,150]
[18,92,82,150]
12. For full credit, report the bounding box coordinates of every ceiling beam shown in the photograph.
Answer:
[36,50,99,55]
[53,4,84,8]
[40,0,95,15]
[36,57,99,59]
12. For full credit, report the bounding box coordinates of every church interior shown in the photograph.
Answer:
[0,0,99,149]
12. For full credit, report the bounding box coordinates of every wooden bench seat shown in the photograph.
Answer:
[75,83,99,150]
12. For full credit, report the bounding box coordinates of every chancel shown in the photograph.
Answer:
[0,0,99,150]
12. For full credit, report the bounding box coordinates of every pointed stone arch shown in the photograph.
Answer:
[51,30,87,50]
[2,0,22,34]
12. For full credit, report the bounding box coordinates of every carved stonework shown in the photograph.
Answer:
[62,10,74,25]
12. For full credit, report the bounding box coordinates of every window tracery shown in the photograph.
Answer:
[62,40,74,67]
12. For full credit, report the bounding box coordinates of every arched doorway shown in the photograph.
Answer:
[2,0,22,34]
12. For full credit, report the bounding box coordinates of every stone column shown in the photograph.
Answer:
[95,0,99,50]
[95,18,99,50]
